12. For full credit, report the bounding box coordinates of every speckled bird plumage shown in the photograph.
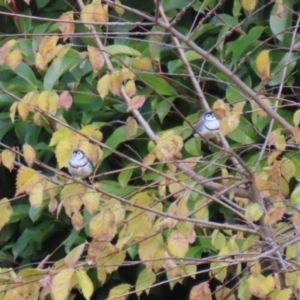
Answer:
[193,112,220,139]
[68,150,93,179]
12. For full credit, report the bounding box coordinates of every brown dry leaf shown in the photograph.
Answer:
[51,268,75,300]
[23,143,36,166]
[58,11,75,41]
[189,282,212,300]
[2,149,15,171]
[268,129,282,146]
[97,74,110,99]
[241,0,258,12]
[293,127,300,143]
[268,159,281,184]
[0,198,13,231]
[109,72,122,95]
[94,4,108,23]
[132,57,153,70]
[255,50,270,81]
[127,95,146,111]
[5,49,22,69]
[88,46,104,73]
[59,91,73,110]
[264,205,285,225]
[80,4,95,29]
[156,130,183,162]
[125,80,136,97]
[125,116,138,138]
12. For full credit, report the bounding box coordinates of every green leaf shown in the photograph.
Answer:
[227,117,257,144]
[118,164,134,187]
[13,62,38,89]
[105,45,142,57]
[168,50,203,73]
[157,97,175,123]
[12,228,35,258]
[138,74,177,96]
[29,205,44,223]
[43,49,82,90]
[270,0,294,42]
[163,0,194,11]
[10,204,30,223]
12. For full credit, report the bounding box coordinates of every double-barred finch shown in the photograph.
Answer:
[68,150,93,179]
[193,112,220,140]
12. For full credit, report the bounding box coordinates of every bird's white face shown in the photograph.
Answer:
[71,150,85,161]
[204,112,217,121]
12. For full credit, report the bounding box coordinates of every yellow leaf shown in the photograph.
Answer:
[23,143,36,166]
[293,109,300,127]
[48,91,60,115]
[88,46,104,73]
[81,4,95,29]
[51,268,75,300]
[92,130,103,142]
[114,0,125,16]
[136,269,156,296]
[23,91,39,106]
[247,274,274,297]
[0,198,13,230]
[281,157,295,182]
[132,57,153,70]
[121,67,136,80]
[215,286,236,300]
[16,166,41,195]
[49,128,74,146]
[245,203,263,222]
[109,72,122,95]
[255,50,270,81]
[60,183,84,216]
[142,152,156,174]
[221,167,229,185]
[127,95,146,111]
[17,102,30,120]
[71,212,84,230]
[103,198,125,225]
[125,80,136,97]
[59,91,73,110]
[2,149,15,171]
[167,230,189,257]
[125,116,137,138]
[189,282,212,300]
[211,230,227,251]
[55,139,73,168]
[5,49,22,69]
[94,4,108,23]
[193,199,209,221]
[251,97,271,118]
[237,280,251,300]
[76,269,94,300]
[0,39,17,65]
[82,189,100,214]
[268,129,282,146]
[77,140,100,164]
[97,74,110,99]
[250,261,261,276]
[9,102,18,123]
[38,91,50,112]
[241,0,258,12]
[35,52,46,70]
[58,11,75,41]
[29,182,43,207]
[156,130,183,162]
[108,284,130,300]
[275,135,286,151]
[65,243,85,268]
[270,288,292,300]
[89,210,116,241]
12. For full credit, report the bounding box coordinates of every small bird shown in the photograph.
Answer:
[193,112,220,140]
[68,150,93,179]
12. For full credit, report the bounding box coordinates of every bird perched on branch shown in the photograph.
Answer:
[68,150,93,179]
[193,112,220,140]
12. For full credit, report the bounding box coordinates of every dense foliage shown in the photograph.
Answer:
[0,0,300,299]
